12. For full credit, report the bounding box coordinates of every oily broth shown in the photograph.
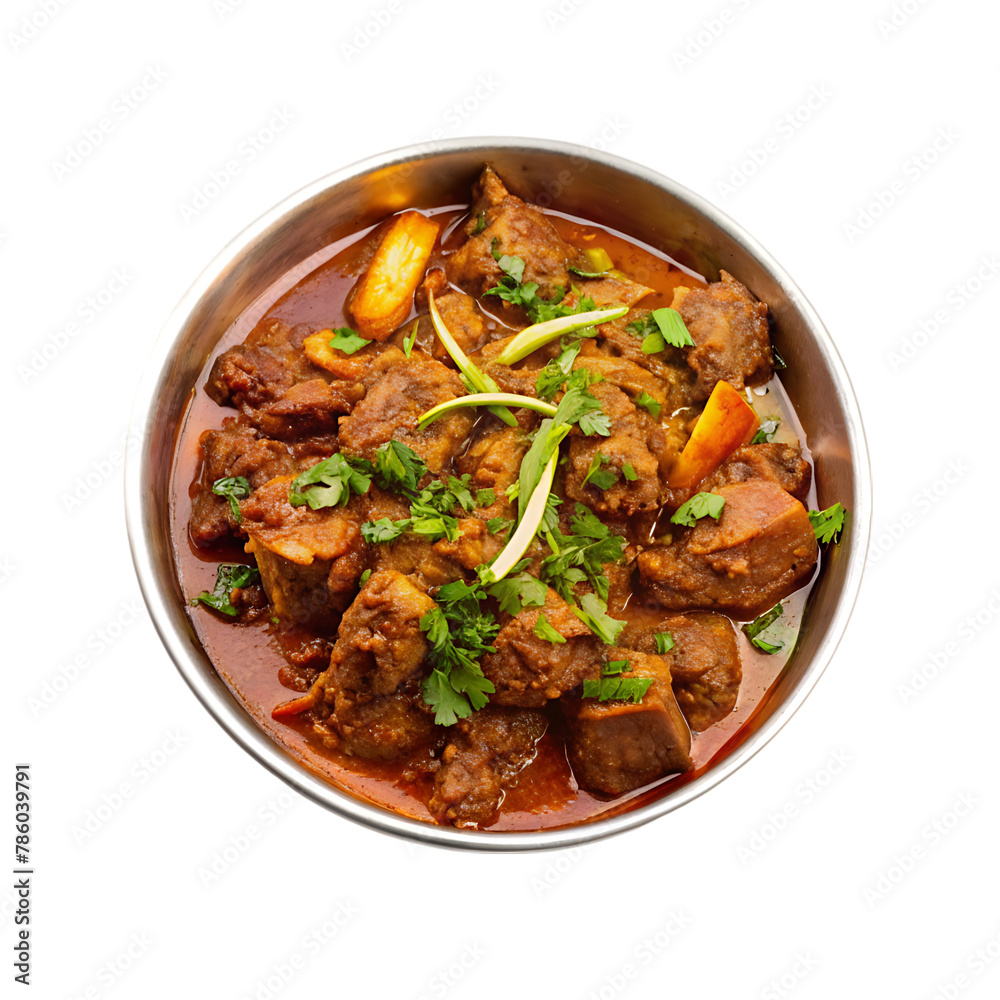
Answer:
[170,202,816,831]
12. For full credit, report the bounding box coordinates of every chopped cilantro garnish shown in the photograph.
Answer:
[212,475,251,522]
[289,453,373,510]
[472,211,487,235]
[750,418,780,444]
[191,563,260,617]
[486,516,512,537]
[374,440,427,492]
[742,603,784,654]
[654,632,674,654]
[360,517,410,543]
[533,612,567,644]
[772,344,787,370]
[420,580,498,726]
[486,571,547,616]
[361,469,478,544]
[808,503,846,544]
[328,327,370,355]
[634,391,661,420]
[476,488,496,508]
[572,592,626,645]
[671,492,725,527]
[622,462,637,482]
[402,322,418,358]
[582,452,617,491]
[539,504,626,605]
[535,340,583,401]
[582,658,653,703]
[359,569,371,586]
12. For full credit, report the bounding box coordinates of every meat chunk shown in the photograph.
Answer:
[447,167,571,301]
[563,649,692,795]
[247,377,365,440]
[432,291,487,356]
[241,476,367,626]
[563,382,676,516]
[432,518,506,571]
[323,569,436,698]
[189,417,299,546]
[429,706,547,827]
[573,272,653,310]
[302,333,407,389]
[455,423,531,494]
[619,611,742,732]
[699,442,812,502]
[638,481,818,619]
[481,588,603,707]
[337,360,474,474]
[674,272,773,397]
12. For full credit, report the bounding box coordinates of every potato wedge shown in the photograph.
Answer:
[351,211,440,341]
[667,379,759,491]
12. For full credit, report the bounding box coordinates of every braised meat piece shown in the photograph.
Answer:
[447,167,571,301]
[573,272,652,310]
[432,518,507,572]
[247,377,365,441]
[619,611,742,732]
[563,382,676,516]
[190,417,299,546]
[481,588,603,707]
[432,290,487,356]
[429,706,547,827]
[337,360,474,474]
[563,649,692,795]
[674,272,773,397]
[698,442,812,502]
[301,334,407,389]
[455,423,532,495]
[638,480,818,619]
[240,476,367,627]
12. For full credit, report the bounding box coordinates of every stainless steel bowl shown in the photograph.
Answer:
[125,137,870,851]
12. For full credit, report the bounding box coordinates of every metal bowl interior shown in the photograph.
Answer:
[125,137,870,852]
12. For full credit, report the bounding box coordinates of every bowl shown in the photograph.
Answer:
[125,136,870,851]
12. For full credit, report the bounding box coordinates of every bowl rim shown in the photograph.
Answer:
[125,135,871,852]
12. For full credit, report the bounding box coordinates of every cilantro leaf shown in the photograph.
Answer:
[359,569,371,586]
[472,211,487,235]
[476,488,496,508]
[742,603,784,654]
[622,462,638,482]
[486,516,512,537]
[374,440,428,492]
[651,307,694,348]
[654,632,674,654]
[634,391,661,420]
[289,454,373,510]
[328,327,370,355]
[212,475,251,522]
[572,592,626,645]
[535,340,583,401]
[808,503,847,545]
[750,418,780,444]
[582,452,617,491]
[582,658,653,703]
[419,583,499,725]
[191,563,260,617]
[486,571,547,616]
[671,492,725,527]
[360,517,411,543]
[533,613,567,644]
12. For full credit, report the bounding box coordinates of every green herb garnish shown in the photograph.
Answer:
[328,327,370,355]
[582,658,654,703]
[212,475,251,522]
[654,632,674,654]
[191,563,260,617]
[582,452,617,491]
[486,571,547,616]
[750,418,780,445]
[633,391,661,420]
[742,603,784,654]
[670,492,725,527]
[533,612,567,644]
[808,503,846,545]
[289,454,373,510]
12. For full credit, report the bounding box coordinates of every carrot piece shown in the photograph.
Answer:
[271,690,318,720]
[350,211,439,341]
[667,380,759,491]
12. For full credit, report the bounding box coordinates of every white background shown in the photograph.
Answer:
[6,0,1000,997]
